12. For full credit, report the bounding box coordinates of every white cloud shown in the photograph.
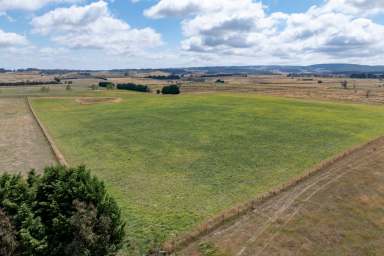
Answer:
[325,0,384,15]
[144,0,384,63]
[31,1,162,54]
[0,0,82,12]
[0,29,27,47]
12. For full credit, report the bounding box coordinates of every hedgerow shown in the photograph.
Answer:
[116,83,150,92]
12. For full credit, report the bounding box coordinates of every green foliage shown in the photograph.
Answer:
[161,84,180,94]
[106,84,115,90]
[0,166,125,256]
[116,83,150,92]
[99,82,115,89]
[215,79,225,84]
[65,84,72,91]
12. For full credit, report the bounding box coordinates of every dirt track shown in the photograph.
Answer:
[0,97,56,174]
[180,137,384,255]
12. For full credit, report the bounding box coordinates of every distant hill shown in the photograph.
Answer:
[307,64,384,74]
[6,64,384,76]
[178,64,384,75]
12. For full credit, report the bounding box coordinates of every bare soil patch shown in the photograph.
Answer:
[180,137,384,256]
[75,97,122,105]
[0,98,56,174]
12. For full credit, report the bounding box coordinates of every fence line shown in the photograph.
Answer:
[26,96,68,167]
[162,136,384,254]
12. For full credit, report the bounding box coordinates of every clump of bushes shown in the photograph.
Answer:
[341,80,348,89]
[161,84,180,95]
[0,166,125,256]
[215,79,225,84]
[116,83,150,92]
[99,82,115,89]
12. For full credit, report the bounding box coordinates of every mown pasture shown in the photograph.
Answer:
[31,92,384,253]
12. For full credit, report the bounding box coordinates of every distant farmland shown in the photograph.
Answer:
[31,92,384,253]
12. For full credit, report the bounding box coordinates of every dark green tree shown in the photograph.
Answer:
[161,84,180,94]
[0,166,125,256]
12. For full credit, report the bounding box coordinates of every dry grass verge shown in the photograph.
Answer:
[26,97,68,166]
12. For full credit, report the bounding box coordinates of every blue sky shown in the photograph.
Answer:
[0,0,383,69]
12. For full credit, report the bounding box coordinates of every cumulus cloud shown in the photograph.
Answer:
[0,0,82,12]
[144,0,384,63]
[0,29,27,47]
[325,0,384,15]
[31,1,162,54]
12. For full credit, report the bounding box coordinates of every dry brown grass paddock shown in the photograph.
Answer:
[180,75,384,105]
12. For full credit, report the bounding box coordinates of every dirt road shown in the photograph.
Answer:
[0,97,56,174]
[180,137,384,255]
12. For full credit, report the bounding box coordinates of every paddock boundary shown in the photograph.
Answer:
[26,97,68,167]
[162,135,384,254]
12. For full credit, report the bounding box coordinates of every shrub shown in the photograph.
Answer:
[161,84,180,95]
[99,82,115,88]
[65,85,72,91]
[116,83,150,92]
[341,80,348,89]
[156,89,161,94]
[215,79,225,84]
[0,166,125,256]
[91,84,98,90]
[106,84,115,90]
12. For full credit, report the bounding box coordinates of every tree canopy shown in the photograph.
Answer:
[0,166,125,256]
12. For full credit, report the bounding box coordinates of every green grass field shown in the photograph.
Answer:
[31,92,384,254]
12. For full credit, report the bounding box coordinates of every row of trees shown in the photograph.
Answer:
[0,166,125,256]
[98,82,181,95]
[116,83,150,92]
[146,75,181,80]
[0,81,60,87]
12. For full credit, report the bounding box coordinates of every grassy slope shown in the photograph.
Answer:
[31,92,384,253]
